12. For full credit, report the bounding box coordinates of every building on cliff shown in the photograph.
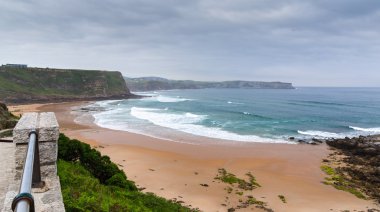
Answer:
[2,64,28,68]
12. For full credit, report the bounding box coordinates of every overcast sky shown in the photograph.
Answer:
[1,0,380,86]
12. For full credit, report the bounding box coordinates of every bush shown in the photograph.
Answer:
[58,158,195,211]
[58,133,137,191]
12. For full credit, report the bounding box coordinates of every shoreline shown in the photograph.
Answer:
[9,102,379,211]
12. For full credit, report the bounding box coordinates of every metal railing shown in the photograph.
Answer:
[11,130,42,212]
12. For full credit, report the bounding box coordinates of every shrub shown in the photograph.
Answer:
[58,133,137,191]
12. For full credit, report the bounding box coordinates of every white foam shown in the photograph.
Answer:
[297,130,344,138]
[92,100,123,108]
[130,107,288,143]
[157,96,191,102]
[185,112,203,118]
[349,126,380,133]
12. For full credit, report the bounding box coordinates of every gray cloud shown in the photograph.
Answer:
[1,0,380,86]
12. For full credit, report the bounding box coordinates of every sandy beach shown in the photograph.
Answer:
[10,102,379,212]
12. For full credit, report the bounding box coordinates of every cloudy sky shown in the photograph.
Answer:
[1,0,380,86]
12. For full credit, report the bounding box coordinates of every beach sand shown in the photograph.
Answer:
[10,102,379,212]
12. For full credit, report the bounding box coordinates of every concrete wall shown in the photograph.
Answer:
[1,112,65,212]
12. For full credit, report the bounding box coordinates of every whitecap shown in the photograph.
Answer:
[297,130,344,138]
[130,107,288,143]
[156,95,191,103]
[349,126,380,133]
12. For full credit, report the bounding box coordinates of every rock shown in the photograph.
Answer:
[289,137,295,140]
[363,147,378,155]
[325,134,380,203]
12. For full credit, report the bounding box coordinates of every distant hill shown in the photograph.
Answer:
[0,66,137,103]
[124,77,295,91]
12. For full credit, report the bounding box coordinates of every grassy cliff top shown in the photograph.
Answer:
[0,66,132,103]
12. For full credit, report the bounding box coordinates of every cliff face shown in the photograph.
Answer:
[0,67,134,103]
[124,77,295,91]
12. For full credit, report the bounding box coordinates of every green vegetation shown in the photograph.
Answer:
[320,165,366,199]
[246,196,266,207]
[215,169,272,211]
[278,195,286,203]
[0,102,18,130]
[0,66,130,103]
[215,168,261,190]
[58,133,195,211]
[0,129,12,138]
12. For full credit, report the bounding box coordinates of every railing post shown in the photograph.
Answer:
[31,131,41,188]
[12,131,40,212]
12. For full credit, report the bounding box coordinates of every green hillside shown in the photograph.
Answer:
[0,66,134,103]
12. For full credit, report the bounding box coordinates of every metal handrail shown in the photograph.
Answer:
[12,130,41,212]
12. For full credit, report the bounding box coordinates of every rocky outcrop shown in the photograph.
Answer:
[325,135,380,203]
[0,67,139,104]
[124,77,295,91]
[0,102,18,130]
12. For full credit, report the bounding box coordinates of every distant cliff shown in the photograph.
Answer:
[124,77,295,91]
[0,66,137,103]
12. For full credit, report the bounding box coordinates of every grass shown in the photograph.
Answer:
[320,165,366,199]
[58,160,195,212]
[216,168,271,211]
[246,196,266,207]
[57,133,196,211]
[215,168,260,191]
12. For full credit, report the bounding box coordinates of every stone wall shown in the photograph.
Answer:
[1,112,65,212]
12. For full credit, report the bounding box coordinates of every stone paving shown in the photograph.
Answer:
[0,142,15,209]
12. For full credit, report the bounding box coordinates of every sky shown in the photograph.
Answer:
[1,0,380,86]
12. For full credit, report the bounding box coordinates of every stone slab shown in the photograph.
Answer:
[38,112,59,142]
[13,113,38,144]
[34,176,65,212]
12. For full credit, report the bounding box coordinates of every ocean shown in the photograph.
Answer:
[79,87,380,144]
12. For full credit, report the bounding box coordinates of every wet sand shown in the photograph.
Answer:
[9,102,379,211]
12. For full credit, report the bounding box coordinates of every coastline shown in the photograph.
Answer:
[10,102,379,211]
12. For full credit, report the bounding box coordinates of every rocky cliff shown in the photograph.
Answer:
[0,66,136,103]
[124,77,294,91]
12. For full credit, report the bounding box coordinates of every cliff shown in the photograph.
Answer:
[124,77,295,91]
[0,66,136,103]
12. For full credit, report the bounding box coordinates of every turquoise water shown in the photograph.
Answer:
[87,88,380,143]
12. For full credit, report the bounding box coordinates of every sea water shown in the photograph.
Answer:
[81,87,380,144]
